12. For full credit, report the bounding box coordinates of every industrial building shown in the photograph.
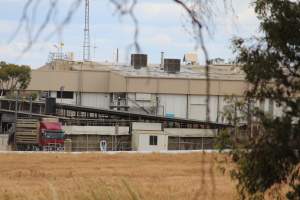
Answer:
[0,53,283,152]
[25,53,282,123]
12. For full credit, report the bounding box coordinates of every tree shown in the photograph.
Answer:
[230,0,300,199]
[0,61,31,95]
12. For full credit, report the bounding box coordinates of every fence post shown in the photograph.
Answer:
[29,96,32,117]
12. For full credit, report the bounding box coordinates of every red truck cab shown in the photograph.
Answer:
[40,121,64,151]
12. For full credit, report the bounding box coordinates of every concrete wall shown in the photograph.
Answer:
[0,135,8,151]
[132,132,168,151]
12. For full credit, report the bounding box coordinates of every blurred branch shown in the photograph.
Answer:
[173,0,211,121]
[110,0,140,53]
[9,0,33,43]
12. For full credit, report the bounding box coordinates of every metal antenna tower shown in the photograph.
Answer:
[83,0,90,61]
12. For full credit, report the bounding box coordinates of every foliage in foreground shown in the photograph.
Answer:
[219,0,300,199]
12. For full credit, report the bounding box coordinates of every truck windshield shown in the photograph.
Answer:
[44,131,64,140]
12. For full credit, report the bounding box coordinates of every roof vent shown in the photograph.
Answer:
[164,59,181,73]
[131,54,147,69]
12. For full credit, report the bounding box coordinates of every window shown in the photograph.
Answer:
[44,131,65,139]
[40,91,50,99]
[149,135,158,146]
[56,91,74,99]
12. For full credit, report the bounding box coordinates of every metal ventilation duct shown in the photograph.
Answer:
[164,59,181,73]
[131,54,148,69]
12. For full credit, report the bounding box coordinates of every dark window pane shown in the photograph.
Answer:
[57,91,74,99]
[149,135,158,146]
[154,136,157,145]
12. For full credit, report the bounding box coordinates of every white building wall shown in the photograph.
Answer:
[158,94,187,118]
[188,95,206,121]
[81,93,110,109]
[132,132,168,151]
[218,96,227,123]
[50,90,285,123]
[188,95,220,122]
[208,96,219,122]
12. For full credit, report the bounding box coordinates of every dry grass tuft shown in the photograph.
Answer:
[0,152,236,200]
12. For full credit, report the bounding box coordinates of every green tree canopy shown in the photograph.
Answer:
[231,0,300,199]
[0,61,31,95]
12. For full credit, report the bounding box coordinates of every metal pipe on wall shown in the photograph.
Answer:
[160,52,164,69]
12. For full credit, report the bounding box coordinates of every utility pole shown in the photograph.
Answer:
[83,0,91,61]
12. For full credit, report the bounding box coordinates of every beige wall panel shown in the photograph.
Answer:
[158,79,188,94]
[209,81,220,95]
[28,70,79,91]
[127,78,157,93]
[109,72,126,92]
[82,71,109,92]
[189,80,206,94]
[28,70,250,96]
[219,80,248,95]
[189,80,220,95]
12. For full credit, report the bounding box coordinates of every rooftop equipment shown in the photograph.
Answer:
[131,54,148,69]
[183,53,198,65]
[164,59,181,73]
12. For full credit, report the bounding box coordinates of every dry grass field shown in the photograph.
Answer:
[0,152,236,200]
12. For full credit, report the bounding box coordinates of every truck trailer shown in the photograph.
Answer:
[14,118,64,151]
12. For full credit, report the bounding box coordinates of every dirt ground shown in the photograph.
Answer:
[0,152,236,200]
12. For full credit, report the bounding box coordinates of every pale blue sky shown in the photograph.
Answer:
[0,0,259,68]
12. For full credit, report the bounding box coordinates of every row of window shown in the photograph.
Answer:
[56,91,74,99]
[42,92,276,115]
[40,91,74,99]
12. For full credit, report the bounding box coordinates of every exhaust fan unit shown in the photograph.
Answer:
[131,54,147,69]
[164,59,181,73]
